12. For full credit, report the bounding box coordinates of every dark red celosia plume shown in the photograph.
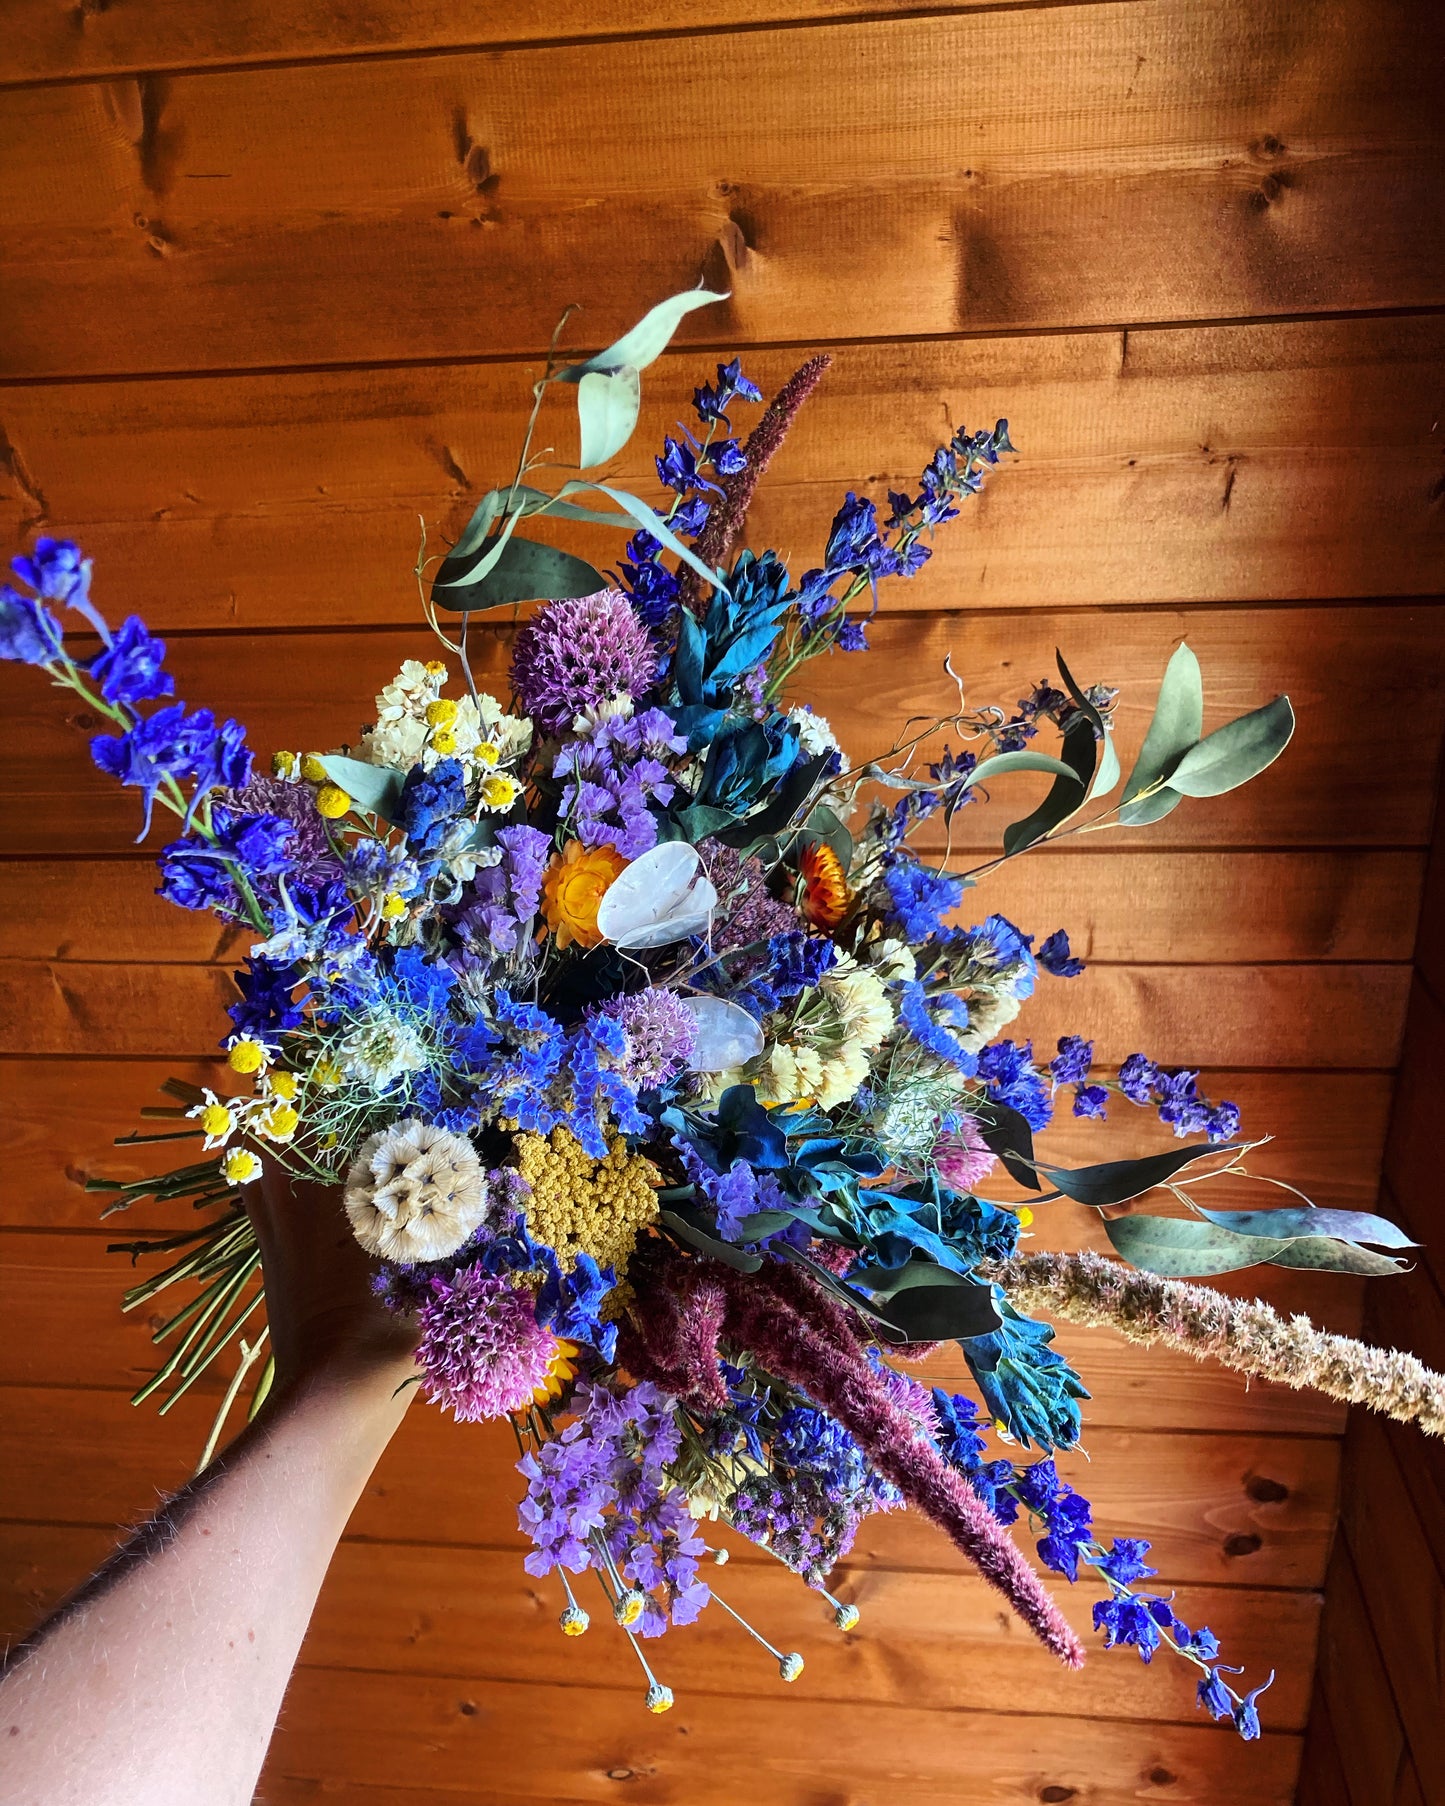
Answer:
[679,353,833,613]
[625,1243,1086,1668]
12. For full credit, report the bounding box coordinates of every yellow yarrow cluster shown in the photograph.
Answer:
[514,1128,660,1275]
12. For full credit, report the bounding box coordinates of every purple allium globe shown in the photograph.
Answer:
[416,1262,556,1421]
[609,986,698,1088]
[510,588,658,733]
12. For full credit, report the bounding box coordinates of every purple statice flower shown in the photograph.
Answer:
[88,616,173,707]
[1206,1100,1242,1142]
[0,584,65,665]
[454,822,551,959]
[416,1262,556,1423]
[605,987,698,1088]
[398,757,468,856]
[1073,1084,1110,1119]
[553,708,685,859]
[899,983,978,1075]
[1117,1052,1160,1104]
[977,1039,1053,1132]
[511,589,659,732]
[884,858,967,941]
[674,1140,793,1246]
[518,1429,610,1574]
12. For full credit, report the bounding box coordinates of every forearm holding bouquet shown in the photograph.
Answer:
[6,288,1441,1736]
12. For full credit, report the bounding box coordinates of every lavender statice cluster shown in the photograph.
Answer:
[553,708,688,858]
[1043,1046,1243,1143]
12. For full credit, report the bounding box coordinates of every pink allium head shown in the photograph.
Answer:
[416,1262,555,1421]
[510,588,658,732]
[610,987,698,1088]
[935,1116,998,1192]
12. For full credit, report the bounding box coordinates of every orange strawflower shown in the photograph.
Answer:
[542,840,627,949]
[798,840,850,929]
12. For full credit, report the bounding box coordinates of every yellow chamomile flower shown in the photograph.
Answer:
[430,728,458,756]
[425,698,459,729]
[253,1100,300,1143]
[265,1069,300,1102]
[221,1147,263,1186]
[272,750,300,780]
[380,891,408,919]
[479,770,522,813]
[226,1033,272,1077]
[315,784,352,820]
[1015,1206,1034,1228]
[424,659,448,678]
[473,741,500,767]
[187,1088,237,1150]
[311,1054,344,1089]
[300,753,329,783]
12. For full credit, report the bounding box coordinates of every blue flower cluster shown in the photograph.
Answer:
[1117,1054,1242,1143]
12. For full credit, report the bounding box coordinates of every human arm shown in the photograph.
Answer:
[0,1169,418,1806]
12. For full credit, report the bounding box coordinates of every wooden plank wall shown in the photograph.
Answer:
[1,4,1442,1802]
[1297,798,1445,1806]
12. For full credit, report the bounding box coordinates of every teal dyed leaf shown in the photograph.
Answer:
[1105,1213,1291,1276]
[658,1208,763,1273]
[576,365,642,467]
[677,802,740,842]
[433,534,606,609]
[1165,695,1296,798]
[1036,1141,1249,1208]
[1197,1207,1418,1248]
[1120,641,1203,825]
[554,286,730,382]
[316,755,403,822]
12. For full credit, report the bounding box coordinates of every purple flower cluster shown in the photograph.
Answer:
[518,1381,710,1635]
[92,704,252,837]
[977,1039,1053,1132]
[553,708,686,858]
[416,1263,556,1422]
[1117,1054,1241,1143]
[455,823,550,958]
[511,589,658,733]
[604,987,698,1089]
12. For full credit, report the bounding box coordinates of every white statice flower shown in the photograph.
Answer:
[360,709,429,772]
[573,691,635,735]
[866,936,917,985]
[344,1118,489,1262]
[956,985,1024,1052]
[337,1012,431,1091]
[821,958,895,1051]
[787,705,845,764]
[475,691,533,763]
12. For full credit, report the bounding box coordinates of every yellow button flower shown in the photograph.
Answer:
[425,697,459,728]
[541,840,626,950]
[315,785,351,820]
[300,753,329,783]
[272,750,300,780]
[380,892,407,919]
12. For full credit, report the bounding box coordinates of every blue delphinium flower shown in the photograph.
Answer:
[1037,928,1085,977]
[398,757,468,856]
[88,616,173,706]
[91,703,251,837]
[930,1390,988,1470]
[977,1039,1052,1132]
[1093,1592,1172,1661]
[0,584,65,665]
[692,357,762,424]
[227,954,305,1043]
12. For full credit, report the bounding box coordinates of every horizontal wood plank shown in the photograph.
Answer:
[4,606,1442,856]
[0,1230,1349,1434]
[0,1386,1341,1589]
[253,1665,1302,1806]
[0,0,1128,84]
[0,954,1409,1065]
[0,1522,1316,1731]
[0,1058,1392,1236]
[4,318,1443,627]
[0,849,1422,966]
[3,1,1443,376]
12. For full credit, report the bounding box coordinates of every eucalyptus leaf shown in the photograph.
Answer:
[433,534,607,609]
[554,286,730,382]
[576,365,642,467]
[1036,1140,1249,1209]
[658,1208,763,1273]
[677,803,740,842]
[315,755,403,821]
[1056,650,1119,802]
[1104,1213,1292,1277]
[1197,1207,1418,1248]
[1267,1239,1411,1277]
[1001,717,1097,856]
[1120,642,1203,824]
[967,750,1086,789]
[797,803,854,870]
[975,1101,1042,1193]
[584,483,726,594]
[870,1280,1002,1341]
[1165,695,1296,798]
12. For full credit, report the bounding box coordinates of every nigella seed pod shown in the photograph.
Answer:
[778,1653,804,1683]
[614,1588,647,1628]
[645,1682,675,1714]
[559,1605,590,1637]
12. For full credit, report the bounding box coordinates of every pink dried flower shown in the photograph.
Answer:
[935,1116,998,1192]
[510,588,657,732]
[416,1262,555,1422]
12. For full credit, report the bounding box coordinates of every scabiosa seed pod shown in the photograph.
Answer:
[510,588,658,733]
[343,1117,489,1262]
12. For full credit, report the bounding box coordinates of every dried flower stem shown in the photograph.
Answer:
[678,354,833,612]
[988,1250,1445,1437]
